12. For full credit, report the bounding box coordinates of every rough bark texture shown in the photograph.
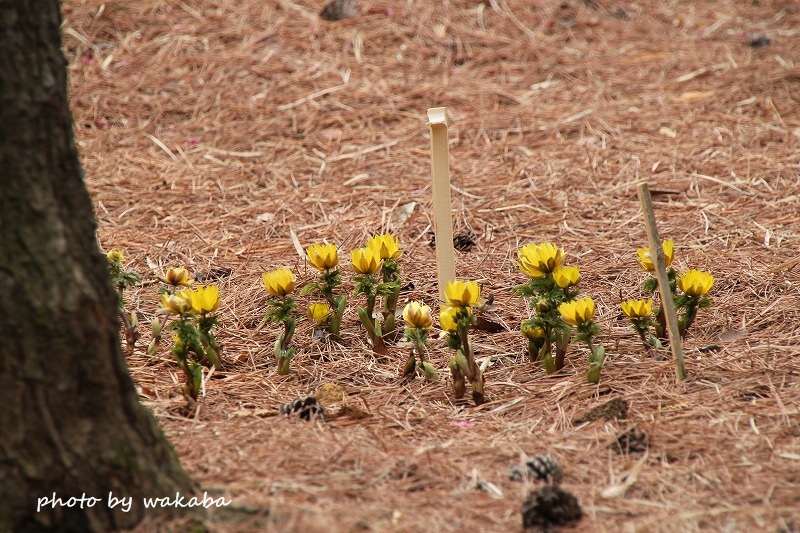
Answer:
[0,2,196,531]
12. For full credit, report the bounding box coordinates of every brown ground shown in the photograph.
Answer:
[61,0,800,531]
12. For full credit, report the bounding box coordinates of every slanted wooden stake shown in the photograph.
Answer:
[428,107,456,301]
[637,182,687,382]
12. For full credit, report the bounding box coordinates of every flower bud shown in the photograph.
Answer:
[403,301,433,330]
[521,322,545,340]
[535,298,551,313]
[421,361,438,381]
[151,317,162,337]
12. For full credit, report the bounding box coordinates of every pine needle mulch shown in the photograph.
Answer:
[62,0,800,531]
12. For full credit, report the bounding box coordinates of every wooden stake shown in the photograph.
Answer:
[428,107,456,301]
[637,182,687,382]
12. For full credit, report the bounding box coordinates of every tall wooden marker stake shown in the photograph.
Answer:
[637,182,687,382]
[427,107,456,301]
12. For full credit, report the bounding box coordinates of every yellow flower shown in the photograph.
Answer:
[403,301,433,330]
[161,266,194,287]
[678,270,714,297]
[306,243,339,271]
[444,280,480,307]
[307,302,332,324]
[438,305,461,333]
[521,322,545,340]
[620,298,653,318]
[553,266,581,288]
[262,268,296,297]
[157,292,192,315]
[351,247,381,275]
[189,285,220,314]
[517,242,565,277]
[368,233,402,260]
[559,297,596,326]
[106,249,125,262]
[636,240,674,272]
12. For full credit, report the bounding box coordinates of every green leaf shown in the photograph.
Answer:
[299,283,320,296]
[642,278,658,293]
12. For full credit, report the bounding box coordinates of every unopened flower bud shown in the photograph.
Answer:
[151,317,162,337]
[421,361,438,381]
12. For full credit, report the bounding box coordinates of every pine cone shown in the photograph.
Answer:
[279,396,324,420]
[522,485,582,530]
[319,0,359,21]
[613,427,649,453]
[509,455,563,484]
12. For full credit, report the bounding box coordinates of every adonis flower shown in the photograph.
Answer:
[444,280,480,308]
[553,266,581,289]
[636,240,674,272]
[677,270,714,297]
[157,291,193,315]
[189,285,220,315]
[106,249,125,263]
[558,297,596,326]
[403,301,433,330]
[161,266,194,287]
[351,247,381,275]
[367,233,402,260]
[620,299,653,318]
[306,243,339,271]
[262,268,296,297]
[517,242,565,278]
[307,302,332,324]
[521,322,545,340]
[438,305,461,333]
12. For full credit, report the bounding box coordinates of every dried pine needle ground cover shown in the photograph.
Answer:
[62,0,800,531]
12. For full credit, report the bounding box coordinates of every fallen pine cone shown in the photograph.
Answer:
[320,0,359,21]
[509,455,563,485]
[279,396,324,421]
[613,427,649,454]
[522,485,582,530]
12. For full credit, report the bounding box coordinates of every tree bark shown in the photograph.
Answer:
[0,2,196,531]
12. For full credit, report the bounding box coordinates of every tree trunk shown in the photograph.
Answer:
[0,2,197,531]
